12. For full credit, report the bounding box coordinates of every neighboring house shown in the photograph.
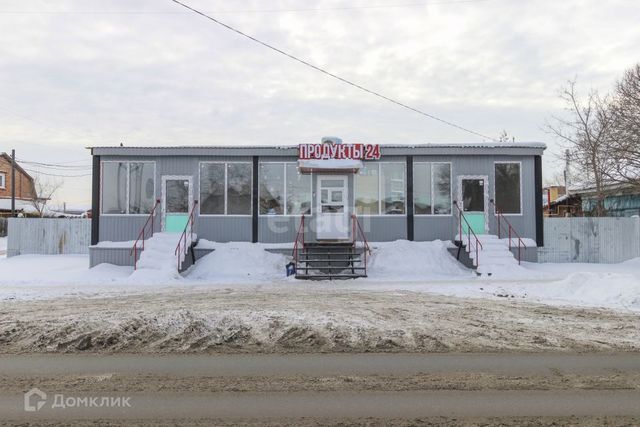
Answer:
[544,193,583,217]
[572,183,640,217]
[0,153,37,216]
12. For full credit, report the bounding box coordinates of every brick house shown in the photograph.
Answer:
[0,152,37,215]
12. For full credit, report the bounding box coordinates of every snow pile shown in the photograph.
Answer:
[541,271,640,311]
[127,233,184,284]
[367,240,472,280]
[185,241,291,283]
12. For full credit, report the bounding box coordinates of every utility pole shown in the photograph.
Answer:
[11,149,16,217]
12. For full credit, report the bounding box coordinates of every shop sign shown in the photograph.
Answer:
[298,143,381,161]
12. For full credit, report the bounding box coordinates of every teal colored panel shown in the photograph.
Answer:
[462,213,486,235]
[165,215,188,233]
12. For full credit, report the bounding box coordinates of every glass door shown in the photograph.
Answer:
[316,175,349,240]
[460,177,487,234]
[162,176,192,233]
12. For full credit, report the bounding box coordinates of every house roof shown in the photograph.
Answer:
[0,153,34,182]
[89,141,546,157]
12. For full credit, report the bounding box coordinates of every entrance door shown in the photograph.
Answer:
[316,175,349,240]
[162,176,192,233]
[459,177,487,234]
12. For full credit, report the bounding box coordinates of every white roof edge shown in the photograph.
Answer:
[89,142,547,150]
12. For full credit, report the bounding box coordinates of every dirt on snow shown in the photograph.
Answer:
[0,288,638,354]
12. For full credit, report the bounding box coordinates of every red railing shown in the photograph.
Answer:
[453,201,483,267]
[351,214,372,275]
[489,199,526,264]
[291,215,305,268]
[175,200,199,270]
[130,199,161,270]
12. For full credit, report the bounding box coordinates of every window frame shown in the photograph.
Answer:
[100,160,156,216]
[258,161,312,217]
[355,161,408,216]
[412,161,453,217]
[493,161,523,216]
[0,172,5,189]
[198,161,253,217]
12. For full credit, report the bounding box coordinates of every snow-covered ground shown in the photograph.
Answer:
[0,240,639,313]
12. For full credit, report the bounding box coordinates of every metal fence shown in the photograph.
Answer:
[0,218,7,237]
[7,218,90,257]
[538,217,640,263]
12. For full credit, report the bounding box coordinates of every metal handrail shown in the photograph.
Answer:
[351,214,371,275]
[175,200,199,270]
[291,215,305,267]
[489,199,527,264]
[453,201,483,267]
[130,199,161,270]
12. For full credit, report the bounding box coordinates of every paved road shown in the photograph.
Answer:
[1,353,639,423]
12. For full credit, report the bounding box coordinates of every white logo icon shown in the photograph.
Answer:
[24,388,47,412]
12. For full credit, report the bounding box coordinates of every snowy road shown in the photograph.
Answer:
[1,353,640,425]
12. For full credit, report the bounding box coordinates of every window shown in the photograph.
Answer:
[199,162,252,215]
[355,162,405,215]
[381,163,405,214]
[259,162,311,215]
[0,172,6,189]
[413,163,451,215]
[286,163,311,215]
[102,162,155,215]
[355,163,379,215]
[128,163,155,214]
[495,162,521,214]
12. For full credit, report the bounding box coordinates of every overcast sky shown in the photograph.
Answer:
[1,0,638,206]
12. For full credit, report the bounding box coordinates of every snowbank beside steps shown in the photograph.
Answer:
[367,240,473,280]
[185,242,292,283]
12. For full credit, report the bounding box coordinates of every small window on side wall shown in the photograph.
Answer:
[0,173,6,189]
[494,162,521,214]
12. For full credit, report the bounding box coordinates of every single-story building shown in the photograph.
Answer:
[572,183,640,217]
[88,138,545,278]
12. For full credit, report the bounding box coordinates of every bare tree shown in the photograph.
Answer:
[609,64,640,187]
[30,176,63,218]
[546,80,616,216]
[497,129,515,142]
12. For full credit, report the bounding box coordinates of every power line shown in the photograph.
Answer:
[170,0,496,141]
[24,168,92,178]
[17,159,92,170]
[0,0,493,15]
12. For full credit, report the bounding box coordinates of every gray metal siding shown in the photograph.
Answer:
[197,217,251,242]
[89,246,137,268]
[414,216,456,241]
[358,216,407,241]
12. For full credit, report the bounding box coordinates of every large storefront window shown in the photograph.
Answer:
[413,163,451,215]
[102,161,155,215]
[286,163,311,215]
[355,163,405,215]
[227,163,252,215]
[200,162,252,215]
[259,162,311,215]
[495,162,521,214]
[128,162,156,214]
